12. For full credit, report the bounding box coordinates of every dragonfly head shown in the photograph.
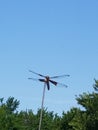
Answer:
[45,76,50,82]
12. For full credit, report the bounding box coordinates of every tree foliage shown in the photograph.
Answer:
[0,80,98,130]
[69,80,98,130]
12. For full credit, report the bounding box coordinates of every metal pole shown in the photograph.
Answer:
[38,83,46,130]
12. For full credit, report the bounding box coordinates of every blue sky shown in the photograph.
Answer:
[0,0,98,115]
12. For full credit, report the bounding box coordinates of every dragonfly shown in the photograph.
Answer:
[28,70,70,90]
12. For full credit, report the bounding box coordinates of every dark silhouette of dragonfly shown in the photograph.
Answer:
[28,70,70,90]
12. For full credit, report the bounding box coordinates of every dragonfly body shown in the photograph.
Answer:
[28,70,69,90]
[38,76,50,90]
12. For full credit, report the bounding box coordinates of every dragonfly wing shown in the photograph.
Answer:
[50,74,70,79]
[49,79,57,86]
[57,82,68,88]
[39,79,46,82]
[28,78,40,81]
[49,79,68,88]
[28,78,45,82]
[29,70,45,77]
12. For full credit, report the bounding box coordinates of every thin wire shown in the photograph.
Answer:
[38,83,46,130]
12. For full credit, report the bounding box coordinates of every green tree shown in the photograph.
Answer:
[6,97,19,114]
[36,108,54,130]
[36,108,61,130]
[0,97,19,130]
[60,108,79,130]
[69,80,98,130]
[16,109,37,130]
